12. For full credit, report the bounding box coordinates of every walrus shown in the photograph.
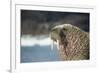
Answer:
[50,24,89,60]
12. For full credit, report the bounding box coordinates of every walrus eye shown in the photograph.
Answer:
[63,28,67,31]
[59,30,66,38]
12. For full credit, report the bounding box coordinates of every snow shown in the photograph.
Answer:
[21,35,57,50]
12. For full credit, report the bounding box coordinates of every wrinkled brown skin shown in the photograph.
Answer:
[50,24,89,61]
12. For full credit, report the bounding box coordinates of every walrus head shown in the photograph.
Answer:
[50,24,73,50]
[50,24,72,42]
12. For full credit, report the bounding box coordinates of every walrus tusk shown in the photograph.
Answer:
[51,40,54,50]
[57,40,60,50]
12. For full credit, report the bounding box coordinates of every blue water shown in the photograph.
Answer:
[21,42,61,63]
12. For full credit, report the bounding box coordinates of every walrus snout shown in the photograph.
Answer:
[50,28,60,42]
[50,26,67,42]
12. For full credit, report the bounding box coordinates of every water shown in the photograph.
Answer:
[21,35,61,63]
